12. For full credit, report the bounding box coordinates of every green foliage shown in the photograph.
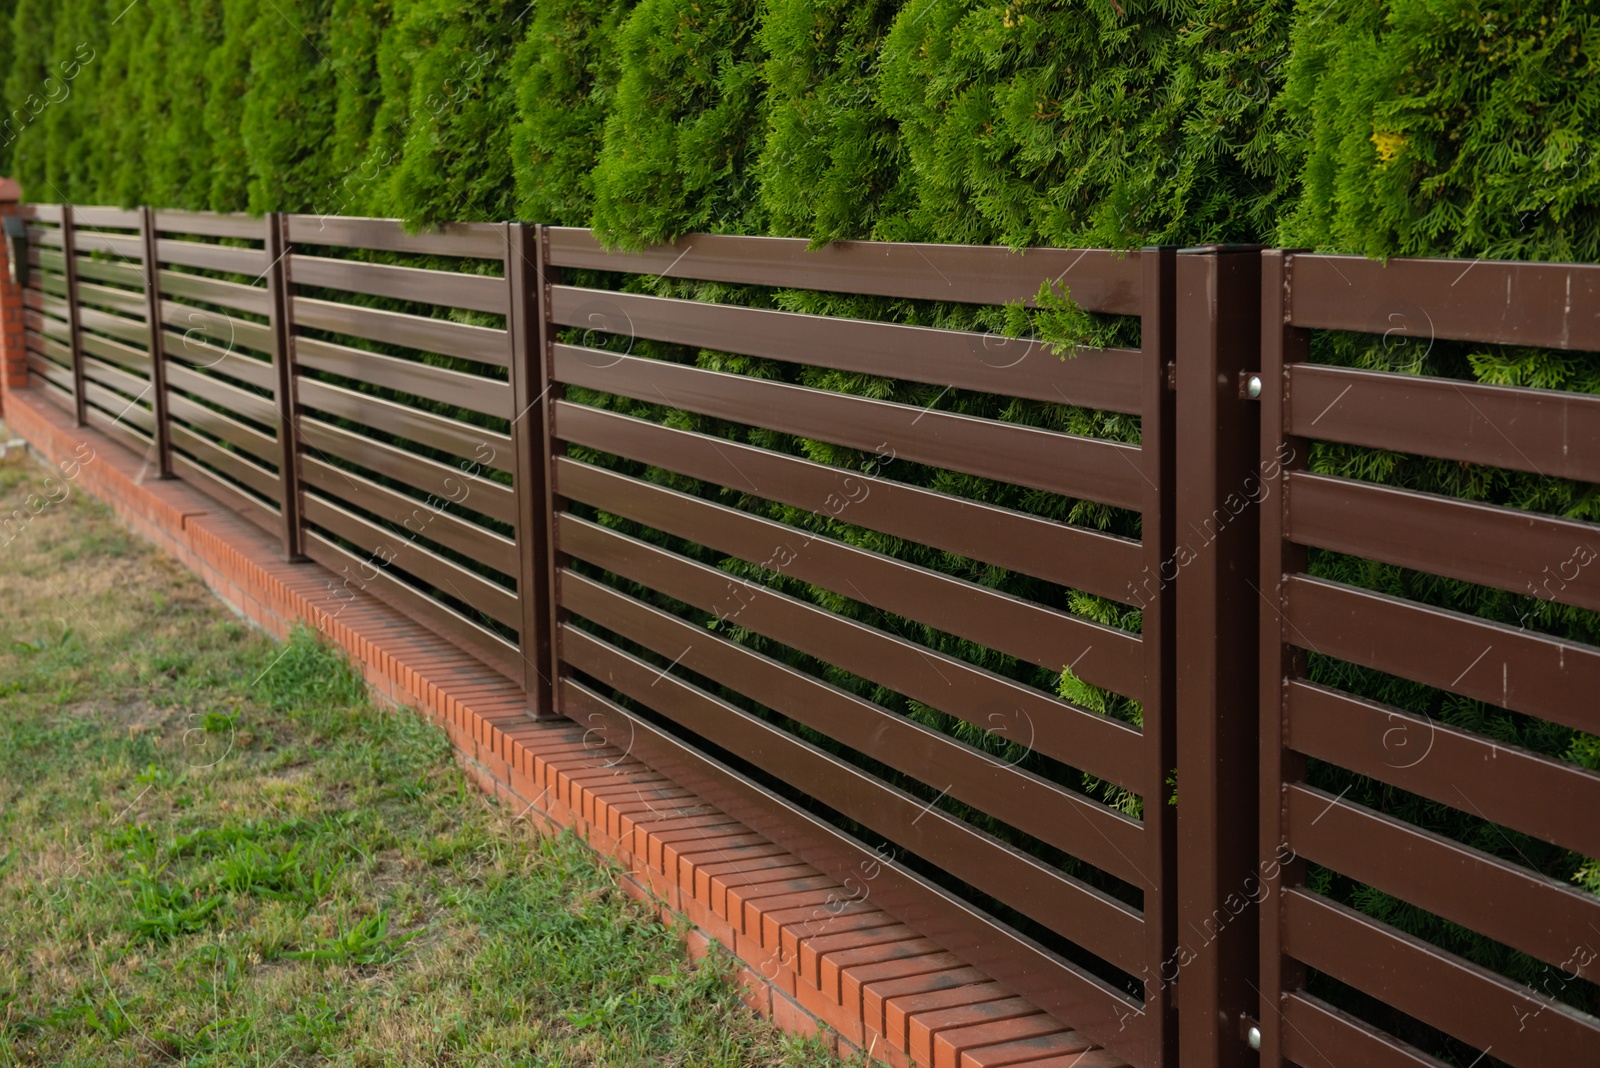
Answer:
[368,0,524,225]
[874,0,1293,248]
[756,0,908,241]
[239,0,337,213]
[591,0,767,244]
[1277,0,1600,259]
[203,0,256,211]
[142,0,223,209]
[511,0,633,225]
[323,0,392,216]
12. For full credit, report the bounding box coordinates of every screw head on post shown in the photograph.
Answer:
[1247,1025,1263,1051]
[1245,373,1263,400]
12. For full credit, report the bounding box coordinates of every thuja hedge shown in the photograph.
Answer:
[6,0,1594,258]
[4,0,1598,1045]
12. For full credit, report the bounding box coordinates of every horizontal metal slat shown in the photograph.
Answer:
[561,625,1148,972]
[300,530,521,681]
[161,301,273,355]
[170,423,281,501]
[302,494,518,629]
[1286,364,1600,483]
[77,305,149,348]
[86,404,155,456]
[73,231,142,258]
[561,571,1147,884]
[82,355,152,401]
[556,514,1145,791]
[171,452,278,536]
[294,377,514,475]
[548,285,1145,412]
[71,205,141,228]
[36,291,71,322]
[155,238,267,276]
[561,677,1149,1065]
[29,374,76,415]
[81,332,149,374]
[555,347,1147,510]
[25,330,72,366]
[1285,783,1600,980]
[74,257,146,289]
[167,391,280,467]
[1288,253,1600,350]
[24,308,70,343]
[84,381,152,433]
[293,296,510,367]
[283,215,506,260]
[76,279,148,318]
[152,210,262,240]
[1286,472,1600,611]
[23,204,63,223]
[299,455,516,575]
[296,415,516,526]
[164,335,277,392]
[26,225,63,248]
[294,334,512,418]
[1281,575,1600,734]
[545,229,1144,316]
[554,402,1144,599]
[165,362,278,430]
[158,269,272,316]
[557,457,1144,693]
[1282,888,1600,1068]
[290,253,508,315]
[1283,680,1600,858]
[26,353,74,395]
[1281,993,1448,1068]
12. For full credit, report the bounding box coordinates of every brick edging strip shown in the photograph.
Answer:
[5,389,1125,1068]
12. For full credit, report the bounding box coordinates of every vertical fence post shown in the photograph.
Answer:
[506,222,559,719]
[138,206,173,477]
[60,205,86,426]
[1255,249,1309,1068]
[1138,245,1180,1067]
[1173,244,1263,1068]
[265,211,304,561]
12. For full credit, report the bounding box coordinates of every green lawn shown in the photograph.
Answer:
[0,444,840,1067]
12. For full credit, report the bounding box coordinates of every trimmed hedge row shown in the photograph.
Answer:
[3,0,1595,260]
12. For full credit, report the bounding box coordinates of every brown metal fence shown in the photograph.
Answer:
[12,202,1600,1068]
[1257,252,1600,1068]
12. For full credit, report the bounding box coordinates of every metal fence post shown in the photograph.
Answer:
[265,211,304,561]
[1139,244,1180,1068]
[138,206,173,477]
[1173,244,1263,1068]
[60,205,86,426]
[506,222,559,719]
[1255,249,1309,1068]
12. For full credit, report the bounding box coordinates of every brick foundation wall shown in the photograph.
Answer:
[3,387,1126,1068]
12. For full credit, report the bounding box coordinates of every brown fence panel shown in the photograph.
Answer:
[542,228,1177,1066]
[279,215,532,691]
[51,206,158,463]
[1257,251,1600,1068]
[150,209,283,535]
[17,205,76,421]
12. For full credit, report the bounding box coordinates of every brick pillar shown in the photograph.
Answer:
[0,178,25,414]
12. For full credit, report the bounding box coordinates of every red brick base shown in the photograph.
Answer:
[4,387,1125,1068]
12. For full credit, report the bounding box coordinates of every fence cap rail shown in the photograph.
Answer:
[1285,251,1600,350]
[545,227,1146,315]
